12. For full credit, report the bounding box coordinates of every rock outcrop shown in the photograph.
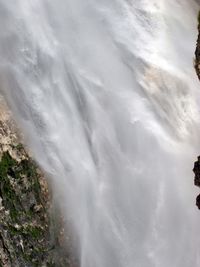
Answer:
[193,157,200,209]
[194,13,200,210]
[195,14,200,80]
[0,97,74,266]
[0,96,54,266]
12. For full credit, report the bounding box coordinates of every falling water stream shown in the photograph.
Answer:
[0,1,200,266]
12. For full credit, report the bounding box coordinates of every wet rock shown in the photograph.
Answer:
[193,157,200,210]
[0,145,54,265]
[194,14,200,210]
[193,156,200,187]
[196,194,200,209]
[195,13,200,80]
[0,97,74,266]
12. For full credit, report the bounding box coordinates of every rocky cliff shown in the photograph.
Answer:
[0,96,55,266]
[193,13,200,209]
[0,97,74,266]
[195,13,200,79]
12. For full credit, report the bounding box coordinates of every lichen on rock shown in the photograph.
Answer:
[0,150,53,266]
[0,97,74,266]
[0,97,55,266]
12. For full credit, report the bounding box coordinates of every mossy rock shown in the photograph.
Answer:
[0,148,54,266]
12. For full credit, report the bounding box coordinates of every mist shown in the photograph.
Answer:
[0,1,200,266]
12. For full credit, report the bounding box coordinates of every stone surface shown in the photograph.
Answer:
[0,97,53,266]
[193,157,200,209]
[196,194,200,209]
[194,14,200,210]
[193,156,200,187]
[0,97,74,266]
[195,12,200,80]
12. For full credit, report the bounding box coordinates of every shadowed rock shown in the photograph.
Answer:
[196,194,200,209]
[193,13,200,210]
[193,156,200,187]
[193,157,200,209]
[195,12,200,80]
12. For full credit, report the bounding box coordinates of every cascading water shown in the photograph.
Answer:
[0,0,200,266]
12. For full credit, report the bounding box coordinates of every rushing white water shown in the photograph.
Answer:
[0,1,200,266]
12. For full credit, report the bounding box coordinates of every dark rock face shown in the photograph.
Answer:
[195,13,200,80]
[194,14,200,210]
[193,156,200,187]
[196,194,200,209]
[193,157,200,209]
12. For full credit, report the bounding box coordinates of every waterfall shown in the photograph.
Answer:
[0,1,200,266]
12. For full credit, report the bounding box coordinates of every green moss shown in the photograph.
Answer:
[33,179,41,200]
[10,224,43,242]
[0,148,54,265]
[19,158,41,201]
[23,254,32,262]
[15,143,24,150]
[20,159,36,177]
[9,225,20,235]
[0,151,43,222]
[19,225,43,240]
[0,153,21,221]
[0,151,17,178]
[47,262,56,267]
[10,208,19,221]
[29,226,42,239]
[0,150,38,183]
